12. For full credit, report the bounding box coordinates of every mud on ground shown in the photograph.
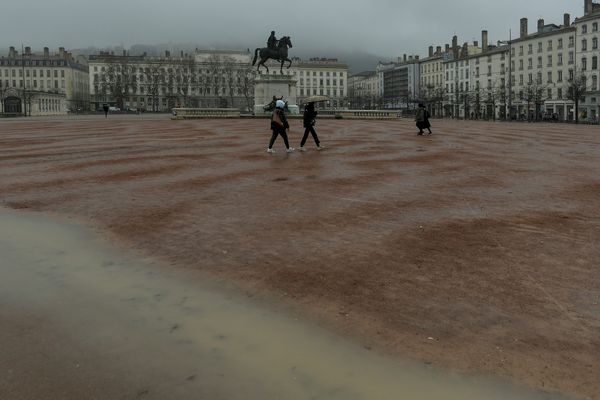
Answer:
[1,115,599,399]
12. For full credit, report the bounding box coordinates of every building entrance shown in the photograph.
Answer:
[4,97,22,114]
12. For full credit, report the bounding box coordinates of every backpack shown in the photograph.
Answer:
[272,109,284,129]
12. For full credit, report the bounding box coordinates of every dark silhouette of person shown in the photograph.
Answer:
[102,104,109,118]
[300,102,324,151]
[267,100,294,153]
[415,103,432,135]
[267,31,278,51]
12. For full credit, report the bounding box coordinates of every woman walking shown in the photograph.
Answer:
[299,102,324,151]
[415,103,432,135]
[267,100,294,153]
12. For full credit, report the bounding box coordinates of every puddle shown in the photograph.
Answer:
[0,208,568,399]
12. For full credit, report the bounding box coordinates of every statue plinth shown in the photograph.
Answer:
[253,73,299,115]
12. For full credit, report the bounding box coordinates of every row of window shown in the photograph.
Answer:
[581,37,599,51]
[298,78,345,87]
[92,65,346,79]
[2,69,65,78]
[0,59,67,67]
[299,88,344,97]
[445,72,599,93]
[1,79,64,89]
[581,22,599,34]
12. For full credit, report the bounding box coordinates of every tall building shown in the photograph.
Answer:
[509,15,576,120]
[89,49,254,112]
[419,45,448,116]
[377,54,420,109]
[0,46,89,116]
[575,0,600,121]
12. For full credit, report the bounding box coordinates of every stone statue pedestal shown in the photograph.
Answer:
[253,73,299,115]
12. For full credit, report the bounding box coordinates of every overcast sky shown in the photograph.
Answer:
[0,0,583,58]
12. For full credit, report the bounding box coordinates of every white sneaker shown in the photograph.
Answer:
[267,148,275,153]
[317,145,325,151]
[299,147,307,152]
[286,147,295,153]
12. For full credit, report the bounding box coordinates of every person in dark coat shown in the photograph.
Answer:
[267,100,294,153]
[102,104,109,118]
[299,102,324,151]
[415,103,432,135]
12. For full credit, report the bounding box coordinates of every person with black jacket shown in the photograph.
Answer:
[415,103,432,135]
[299,102,324,151]
[267,100,294,153]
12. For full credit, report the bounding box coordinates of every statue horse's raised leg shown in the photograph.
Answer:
[257,58,269,73]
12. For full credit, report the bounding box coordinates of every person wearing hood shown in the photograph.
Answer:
[415,103,432,135]
[299,102,324,151]
[267,100,294,153]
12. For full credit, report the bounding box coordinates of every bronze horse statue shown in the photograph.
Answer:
[252,36,293,74]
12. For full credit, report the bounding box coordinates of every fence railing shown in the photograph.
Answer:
[171,108,240,119]
[334,110,402,119]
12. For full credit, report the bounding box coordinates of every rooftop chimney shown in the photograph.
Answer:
[59,46,65,56]
[564,13,571,26]
[436,46,442,54]
[520,18,528,38]
[585,0,593,15]
[403,54,407,62]
[165,50,170,57]
[25,46,31,55]
[9,46,16,57]
[452,35,458,58]
[44,47,49,58]
[429,46,433,57]
[537,18,545,32]
[122,50,126,56]
[445,44,450,53]
[482,30,489,52]
[415,55,419,60]
[474,40,479,47]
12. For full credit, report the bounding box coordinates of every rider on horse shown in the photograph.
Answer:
[267,31,278,51]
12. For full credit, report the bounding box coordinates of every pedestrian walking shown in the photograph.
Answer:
[415,103,432,135]
[299,102,324,151]
[267,100,294,153]
[102,104,109,118]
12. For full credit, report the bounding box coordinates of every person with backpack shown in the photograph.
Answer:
[267,100,294,153]
[415,103,432,135]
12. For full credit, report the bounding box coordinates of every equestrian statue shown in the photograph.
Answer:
[252,31,293,74]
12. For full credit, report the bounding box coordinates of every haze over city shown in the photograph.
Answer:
[0,0,582,62]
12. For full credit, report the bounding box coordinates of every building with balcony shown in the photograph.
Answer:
[575,0,600,122]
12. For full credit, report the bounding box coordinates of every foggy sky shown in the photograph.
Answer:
[0,0,582,59]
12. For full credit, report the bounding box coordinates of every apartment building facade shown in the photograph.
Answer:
[0,46,89,115]
[89,49,254,112]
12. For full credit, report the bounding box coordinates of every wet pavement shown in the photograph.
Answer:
[0,208,571,399]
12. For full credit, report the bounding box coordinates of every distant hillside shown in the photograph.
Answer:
[70,43,389,75]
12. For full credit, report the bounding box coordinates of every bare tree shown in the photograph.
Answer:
[524,80,548,121]
[144,61,165,112]
[98,59,137,110]
[207,54,223,107]
[565,69,588,124]
[239,63,256,113]
[177,59,196,107]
